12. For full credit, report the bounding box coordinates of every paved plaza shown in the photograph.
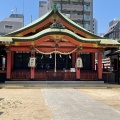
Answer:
[43,89,120,120]
[1,88,120,120]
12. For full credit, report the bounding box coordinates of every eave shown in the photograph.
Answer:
[1,28,120,48]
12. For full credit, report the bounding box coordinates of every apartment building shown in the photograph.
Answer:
[39,0,49,17]
[104,19,120,42]
[93,18,97,35]
[0,14,24,35]
[48,0,93,32]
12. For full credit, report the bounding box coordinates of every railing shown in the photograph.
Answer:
[10,70,98,81]
[81,70,98,80]
[64,72,76,80]
[46,71,64,81]
[35,70,47,80]
[11,70,30,80]
[70,14,83,20]
[62,4,83,11]
[84,0,92,3]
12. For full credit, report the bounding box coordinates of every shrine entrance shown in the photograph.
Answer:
[0,5,119,82]
[36,53,72,81]
[35,53,72,71]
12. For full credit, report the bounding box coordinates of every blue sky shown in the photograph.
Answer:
[0,0,120,34]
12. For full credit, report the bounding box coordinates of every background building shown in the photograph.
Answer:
[104,18,120,42]
[93,18,97,35]
[98,33,104,37]
[48,0,93,32]
[39,0,49,17]
[0,14,24,35]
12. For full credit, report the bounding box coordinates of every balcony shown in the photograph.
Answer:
[70,14,83,21]
[84,0,92,3]
[62,4,83,11]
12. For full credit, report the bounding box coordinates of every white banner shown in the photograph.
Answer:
[28,57,36,67]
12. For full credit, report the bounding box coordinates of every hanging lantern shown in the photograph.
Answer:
[28,57,36,67]
[75,57,83,68]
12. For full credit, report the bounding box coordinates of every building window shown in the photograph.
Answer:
[56,3,61,10]
[84,23,90,29]
[4,25,13,30]
[84,14,90,20]
[84,5,90,10]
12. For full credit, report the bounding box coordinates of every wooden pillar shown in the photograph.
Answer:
[6,51,12,79]
[30,52,35,80]
[72,52,76,68]
[76,52,80,80]
[118,54,120,84]
[91,53,95,70]
[11,52,14,70]
[98,53,102,80]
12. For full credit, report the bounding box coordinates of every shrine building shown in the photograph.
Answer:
[0,6,120,82]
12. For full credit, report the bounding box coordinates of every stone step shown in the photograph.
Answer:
[0,81,119,89]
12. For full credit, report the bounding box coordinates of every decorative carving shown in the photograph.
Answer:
[93,44,98,48]
[14,42,19,46]
[50,21,65,29]
[31,42,35,46]
[5,44,9,46]
[53,4,57,13]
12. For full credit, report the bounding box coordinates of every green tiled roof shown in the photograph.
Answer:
[1,28,120,46]
[12,28,100,43]
[11,28,120,46]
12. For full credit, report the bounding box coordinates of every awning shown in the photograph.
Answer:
[106,49,120,56]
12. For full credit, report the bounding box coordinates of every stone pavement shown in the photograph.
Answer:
[42,89,120,120]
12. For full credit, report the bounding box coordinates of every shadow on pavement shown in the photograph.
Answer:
[0,112,4,115]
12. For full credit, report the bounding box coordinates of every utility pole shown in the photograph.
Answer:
[31,15,32,23]
[23,0,24,26]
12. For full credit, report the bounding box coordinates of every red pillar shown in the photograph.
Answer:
[76,52,80,80]
[6,52,12,79]
[30,52,35,80]
[91,53,95,70]
[72,52,76,68]
[98,53,102,80]
[11,52,14,70]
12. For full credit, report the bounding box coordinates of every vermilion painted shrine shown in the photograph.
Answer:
[0,6,120,82]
